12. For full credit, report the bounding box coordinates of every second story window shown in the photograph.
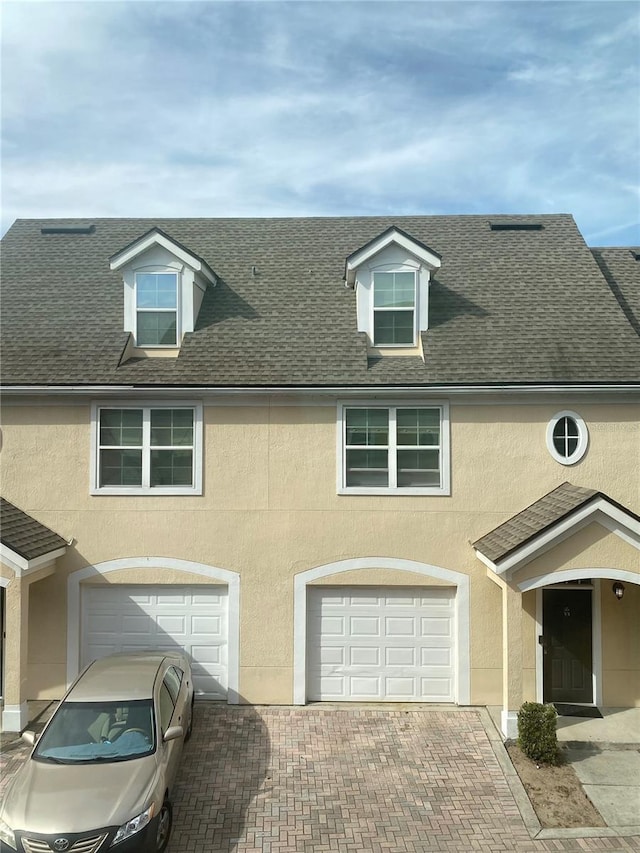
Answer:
[546,410,588,465]
[92,403,203,495]
[373,271,416,346]
[339,403,450,495]
[135,272,178,346]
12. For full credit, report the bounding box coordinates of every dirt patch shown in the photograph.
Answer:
[507,743,606,829]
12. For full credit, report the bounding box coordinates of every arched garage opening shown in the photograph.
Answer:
[294,558,470,705]
[67,557,240,702]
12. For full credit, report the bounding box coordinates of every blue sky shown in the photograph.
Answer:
[2,1,639,244]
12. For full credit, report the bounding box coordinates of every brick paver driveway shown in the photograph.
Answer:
[168,705,640,853]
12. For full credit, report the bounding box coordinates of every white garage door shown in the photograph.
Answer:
[82,585,228,699]
[307,587,455,702]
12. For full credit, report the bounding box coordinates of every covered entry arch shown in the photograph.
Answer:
[474,483,640,737]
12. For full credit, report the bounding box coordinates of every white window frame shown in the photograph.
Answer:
[371,270,417,347]
[134,269,180,348]
[337,401,450,495]
[546,410,588,465]
[91,401,203,495]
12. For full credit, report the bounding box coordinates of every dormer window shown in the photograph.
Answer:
[344,227,441,355]
[373,271,416,346]
[136,271,179,346]
[109,227,217,356]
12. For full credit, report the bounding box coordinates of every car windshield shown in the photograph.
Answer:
[34,700,155,764]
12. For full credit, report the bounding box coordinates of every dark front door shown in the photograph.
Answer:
[543,588,593,704]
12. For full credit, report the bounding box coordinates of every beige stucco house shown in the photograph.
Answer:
[1,215,638,736]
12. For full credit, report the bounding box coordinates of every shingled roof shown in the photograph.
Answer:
[591,247,640,338]
[0,498,68,561]
[1,214,639,387]
[472,482,640,564]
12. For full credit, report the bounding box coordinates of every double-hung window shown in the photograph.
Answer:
[339,403,449,495]
[373,271,416,346]
[135,272,179,346]
[92,404,203,494]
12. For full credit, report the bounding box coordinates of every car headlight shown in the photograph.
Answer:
[111,804,154,846]
[0,817,16,850]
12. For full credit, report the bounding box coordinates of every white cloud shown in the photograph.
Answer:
[1,1,638,244]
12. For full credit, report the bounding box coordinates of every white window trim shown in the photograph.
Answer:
[371,269,417,348]
[337,400,450,495]
[134,269,180,348]
[90,401,203,495]
[546,410,588,465]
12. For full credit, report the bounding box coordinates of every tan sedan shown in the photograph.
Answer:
[0,652,194,853]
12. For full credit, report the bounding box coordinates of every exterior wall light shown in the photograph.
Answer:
[612,582,625,600]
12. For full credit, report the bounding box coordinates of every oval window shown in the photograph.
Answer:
[546,411,588,465]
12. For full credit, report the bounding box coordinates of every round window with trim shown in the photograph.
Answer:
[546,411,588,465]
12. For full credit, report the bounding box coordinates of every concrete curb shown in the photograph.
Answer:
[477,707,542,837]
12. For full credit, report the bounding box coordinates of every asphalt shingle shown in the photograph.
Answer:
[1,215,639,387]
[471,482,640,563]
[0,497,68,561]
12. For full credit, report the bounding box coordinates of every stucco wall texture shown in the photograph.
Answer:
[1,397,638,706]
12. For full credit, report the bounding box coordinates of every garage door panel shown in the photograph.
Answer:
[190,644,222,665]
[308,586,456,702]
[350,646,379,666]
[386,647,416,667]
[421,617,452,636]
[321,592,348,607]
[87,643,119,659]
[128,592,156,606]
[320,616,345,635]
[320,676,346,696]
[421,678,452,698]
[90,615,118,632]
[421,647,451,666]
[191,615,222,634]
[351,676,380,697]
[154,593,189,605]
[156,615,187,633]
[389,594,418,607]
[320,647,345,665]
[385,677,417,697]
[82,585,227,700]
[351,594,382,607]
[386,616,417,636]
[192,591,224,606]
[350,616,379,636]
[114,634,161,647]
[121,615,155,634]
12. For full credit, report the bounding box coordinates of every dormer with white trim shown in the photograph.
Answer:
[109,228,217,357]
[344,227,441,358]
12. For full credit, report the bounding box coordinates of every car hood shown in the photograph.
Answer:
[1,755,158,834]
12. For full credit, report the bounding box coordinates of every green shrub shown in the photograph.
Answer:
[517,702,559,765]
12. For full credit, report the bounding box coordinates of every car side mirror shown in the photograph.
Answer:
[21,730,38,746]
[163,726,184,742]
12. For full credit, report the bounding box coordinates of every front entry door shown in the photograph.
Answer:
[543,588,593,704]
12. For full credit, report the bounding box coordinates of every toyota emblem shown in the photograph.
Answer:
[53,840,70,852]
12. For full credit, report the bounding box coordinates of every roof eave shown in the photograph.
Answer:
[0,543,67,576]
[474,495,640,579]
[345,226,442,286]
[109,228,217,285]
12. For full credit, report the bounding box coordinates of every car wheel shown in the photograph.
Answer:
[155,799,172,852]
[184,695,195,742]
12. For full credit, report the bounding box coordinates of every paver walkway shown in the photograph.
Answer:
[168,705,640,853]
